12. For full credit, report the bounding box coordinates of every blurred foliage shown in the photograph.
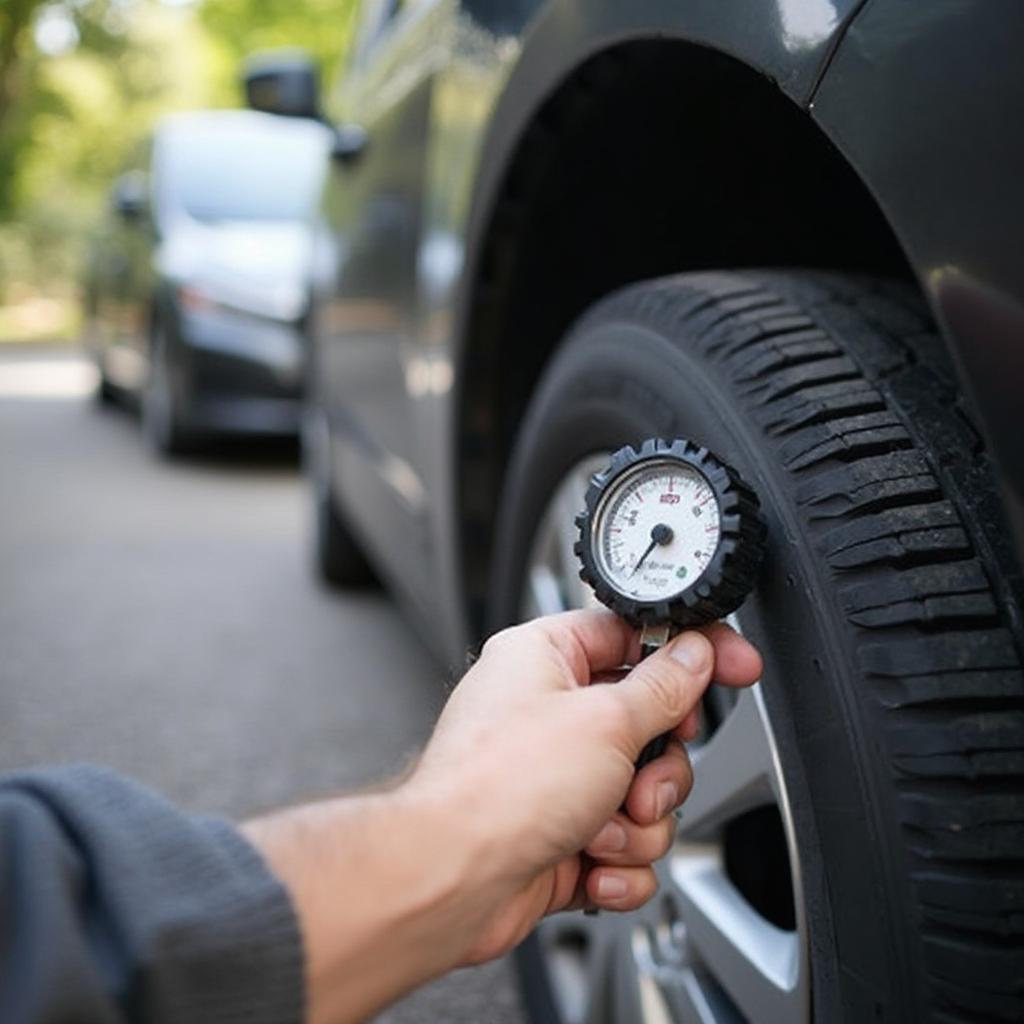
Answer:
[199,0,357,87]
[0,0,357,335]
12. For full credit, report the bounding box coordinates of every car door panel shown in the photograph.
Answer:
[319,0,446,614]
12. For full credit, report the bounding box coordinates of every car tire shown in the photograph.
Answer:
[95,361,118,406]
[142,320,194,456]
[488,270,1024,1024]
[304,406,375,588]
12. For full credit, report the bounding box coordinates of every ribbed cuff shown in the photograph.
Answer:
[7,766,305,1024]
[161,817,306,1024]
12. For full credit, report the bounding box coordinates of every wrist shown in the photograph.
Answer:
[377,779,491,956]
[243,780,492,1024]
[391,769,507,925]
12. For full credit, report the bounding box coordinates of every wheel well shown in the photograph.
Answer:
[456,39,913,638]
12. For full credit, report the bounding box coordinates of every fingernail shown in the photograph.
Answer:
[589,820,628,853]
[656,780,678,818]
[669,632,711,672]
[596,874,628,900]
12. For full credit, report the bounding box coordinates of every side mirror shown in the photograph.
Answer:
[111,171,148,221]
[331,123,369,166]
[243,48,320,120]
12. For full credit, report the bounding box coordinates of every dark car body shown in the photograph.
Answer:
[311,0,1024,665]
[85,109,330,438]
[305,4,1024,1022]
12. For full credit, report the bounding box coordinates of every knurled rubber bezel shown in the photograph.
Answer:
[574,438,766,628]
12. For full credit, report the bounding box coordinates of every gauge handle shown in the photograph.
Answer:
[588,626,675,917]
[634,623,675,770]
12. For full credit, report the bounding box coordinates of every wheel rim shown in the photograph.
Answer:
[520,456,810,1024]
[521,455,608,618]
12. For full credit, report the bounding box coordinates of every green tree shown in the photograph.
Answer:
[1,0,48,219]
[0,0,44,121]
[1,0,357,323]
[199,0,358,97]
[0,2,207,309]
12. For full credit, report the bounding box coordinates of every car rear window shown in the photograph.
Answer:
[155,114,328,224]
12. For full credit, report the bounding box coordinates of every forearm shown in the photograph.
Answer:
[242,783,484,1024]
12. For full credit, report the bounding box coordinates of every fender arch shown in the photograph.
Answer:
[451,27,911,636]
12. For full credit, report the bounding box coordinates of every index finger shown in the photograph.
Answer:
[531,610,764,686]
[534,608,641,681]
[700,621,763,687]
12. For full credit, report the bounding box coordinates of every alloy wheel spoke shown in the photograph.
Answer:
[536,912,615,1024]
[626,908,738,1024]
[669,855,802,1024]
[678,686,777,840]
[617,928,674,1024]
[674,969,735,1024]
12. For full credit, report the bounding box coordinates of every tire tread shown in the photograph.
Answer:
[590,270,1024,1022]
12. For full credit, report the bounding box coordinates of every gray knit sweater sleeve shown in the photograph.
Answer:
[0,766,304,1024]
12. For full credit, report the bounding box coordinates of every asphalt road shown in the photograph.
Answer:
[0,345,526,1024]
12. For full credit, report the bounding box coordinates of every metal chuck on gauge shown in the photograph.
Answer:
[574,438,767,768]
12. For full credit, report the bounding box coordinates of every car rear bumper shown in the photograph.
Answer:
[176,304,305,435]
[187,394,301,435]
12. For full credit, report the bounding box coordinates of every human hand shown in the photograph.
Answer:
[243,609,762,1024]
[406,608,763,965]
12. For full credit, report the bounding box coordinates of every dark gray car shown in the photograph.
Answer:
[276,3,1024,1023]
[85,109,330,452]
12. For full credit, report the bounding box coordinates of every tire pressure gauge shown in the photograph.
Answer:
[574,438,766,765]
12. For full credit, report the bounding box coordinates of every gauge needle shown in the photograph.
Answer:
[630,522,674,576]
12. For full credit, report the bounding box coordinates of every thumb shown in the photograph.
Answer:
[614,631,714,755]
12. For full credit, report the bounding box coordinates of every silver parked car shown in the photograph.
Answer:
[85,109,330,453]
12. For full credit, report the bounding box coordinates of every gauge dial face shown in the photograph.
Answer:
[592,458,722,603]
